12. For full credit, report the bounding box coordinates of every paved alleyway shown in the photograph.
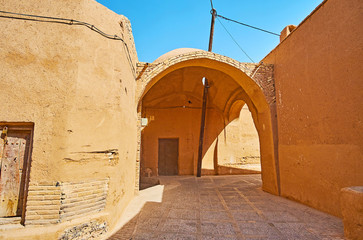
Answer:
[109,175,344,240]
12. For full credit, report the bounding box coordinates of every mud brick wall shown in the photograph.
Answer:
[25,182,61,225]
[24,179,108,225]
[60,179,109,221]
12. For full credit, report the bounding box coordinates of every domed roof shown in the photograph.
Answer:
[153,48,205,63]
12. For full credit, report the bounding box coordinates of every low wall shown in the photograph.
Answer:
[340,187,363,240]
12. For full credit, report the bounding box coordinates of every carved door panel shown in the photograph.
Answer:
[158,138,179,176]
[0,129,30,217]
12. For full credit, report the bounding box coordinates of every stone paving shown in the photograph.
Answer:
[109,175,344,240]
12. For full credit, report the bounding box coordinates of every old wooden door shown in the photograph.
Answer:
[0,127,31,218]
[158,138,179,176]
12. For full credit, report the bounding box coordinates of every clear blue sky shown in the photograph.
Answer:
[96,0,322,63]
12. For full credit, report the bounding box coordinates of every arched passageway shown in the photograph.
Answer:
[208,104,261,174]
[136,49,279,195]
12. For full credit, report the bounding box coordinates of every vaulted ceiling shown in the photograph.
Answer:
[142,66,248,122]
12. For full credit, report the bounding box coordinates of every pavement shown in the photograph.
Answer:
[108,175,344,240]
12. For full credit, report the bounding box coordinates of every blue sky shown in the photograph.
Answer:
[96,0,322,63]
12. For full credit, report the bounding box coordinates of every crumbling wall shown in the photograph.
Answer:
[0,0,138,238]
[263,0,363,217]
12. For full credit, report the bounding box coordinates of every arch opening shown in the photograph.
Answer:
[203,104,261,175]
[137,53,278,195]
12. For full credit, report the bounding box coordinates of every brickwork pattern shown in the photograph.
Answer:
[60,179,109,221]
[124,18,138,65]
[251,64,275,105]
[0,216,21,225]
[135,51,275,106]
[120,15,138,76]
[26,182,61,225]
[134,112,142,193]
[24,179,108,225]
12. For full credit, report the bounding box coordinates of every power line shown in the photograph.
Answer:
[209,0,214,9]
[0,10,136,76]
[216,17,255,62]
[217,14,280,36]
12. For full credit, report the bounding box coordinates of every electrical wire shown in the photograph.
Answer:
[217,14,280,36]
[0,10,136,76]
[216,17,255,62]
[209,0,214,9]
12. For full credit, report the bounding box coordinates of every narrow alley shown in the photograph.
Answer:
[109,175,344,240]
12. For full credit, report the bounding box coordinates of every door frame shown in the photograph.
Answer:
[0,122,34,225]
[158,138,179,176]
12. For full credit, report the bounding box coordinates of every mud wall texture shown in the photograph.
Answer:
[263,0,363,217]
[216,105,260,168]
[0,0,137,239]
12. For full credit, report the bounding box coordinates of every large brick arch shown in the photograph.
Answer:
[135,49,279,195]
[136,50,275,108]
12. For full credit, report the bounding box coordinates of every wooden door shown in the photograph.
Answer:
[0,127,32,217]
[158,138,178,176]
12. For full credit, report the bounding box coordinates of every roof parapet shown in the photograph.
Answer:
[280,25,297,42]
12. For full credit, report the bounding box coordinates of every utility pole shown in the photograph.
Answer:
[197,8,217,177]
[196,9,216,177]
[208,9,217,52]
[197,78,209,177]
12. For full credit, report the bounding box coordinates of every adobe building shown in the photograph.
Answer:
[137,50,269,178]
[0,0,362,239]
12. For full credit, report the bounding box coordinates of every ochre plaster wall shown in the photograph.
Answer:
[0,0,137,238]
[142,108,210,176]
[141,106,260,177]
[142,107,229,176]
[262,0,363,217]
[217,105,260,167]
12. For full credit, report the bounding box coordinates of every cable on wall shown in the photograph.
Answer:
[0,10,136,76]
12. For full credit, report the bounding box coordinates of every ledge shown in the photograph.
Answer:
[340,186,363,240]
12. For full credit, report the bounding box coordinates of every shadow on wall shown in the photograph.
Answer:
[139,66,262,178]
[202,104,261,175]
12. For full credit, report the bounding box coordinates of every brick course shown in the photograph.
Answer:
[25,183,61,225]
[135,50,275,106]
[24,179,109,225]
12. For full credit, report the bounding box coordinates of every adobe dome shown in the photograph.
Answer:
[153,48,205,63]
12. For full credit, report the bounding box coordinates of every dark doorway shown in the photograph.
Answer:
[158,138,178,175]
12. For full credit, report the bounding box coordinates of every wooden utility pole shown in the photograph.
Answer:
[196,8,216,177]
[208,9,217,52]
[197,78,209,177]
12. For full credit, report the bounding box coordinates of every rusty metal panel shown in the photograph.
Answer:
[0,130,29,217]
[158,138,179,176]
